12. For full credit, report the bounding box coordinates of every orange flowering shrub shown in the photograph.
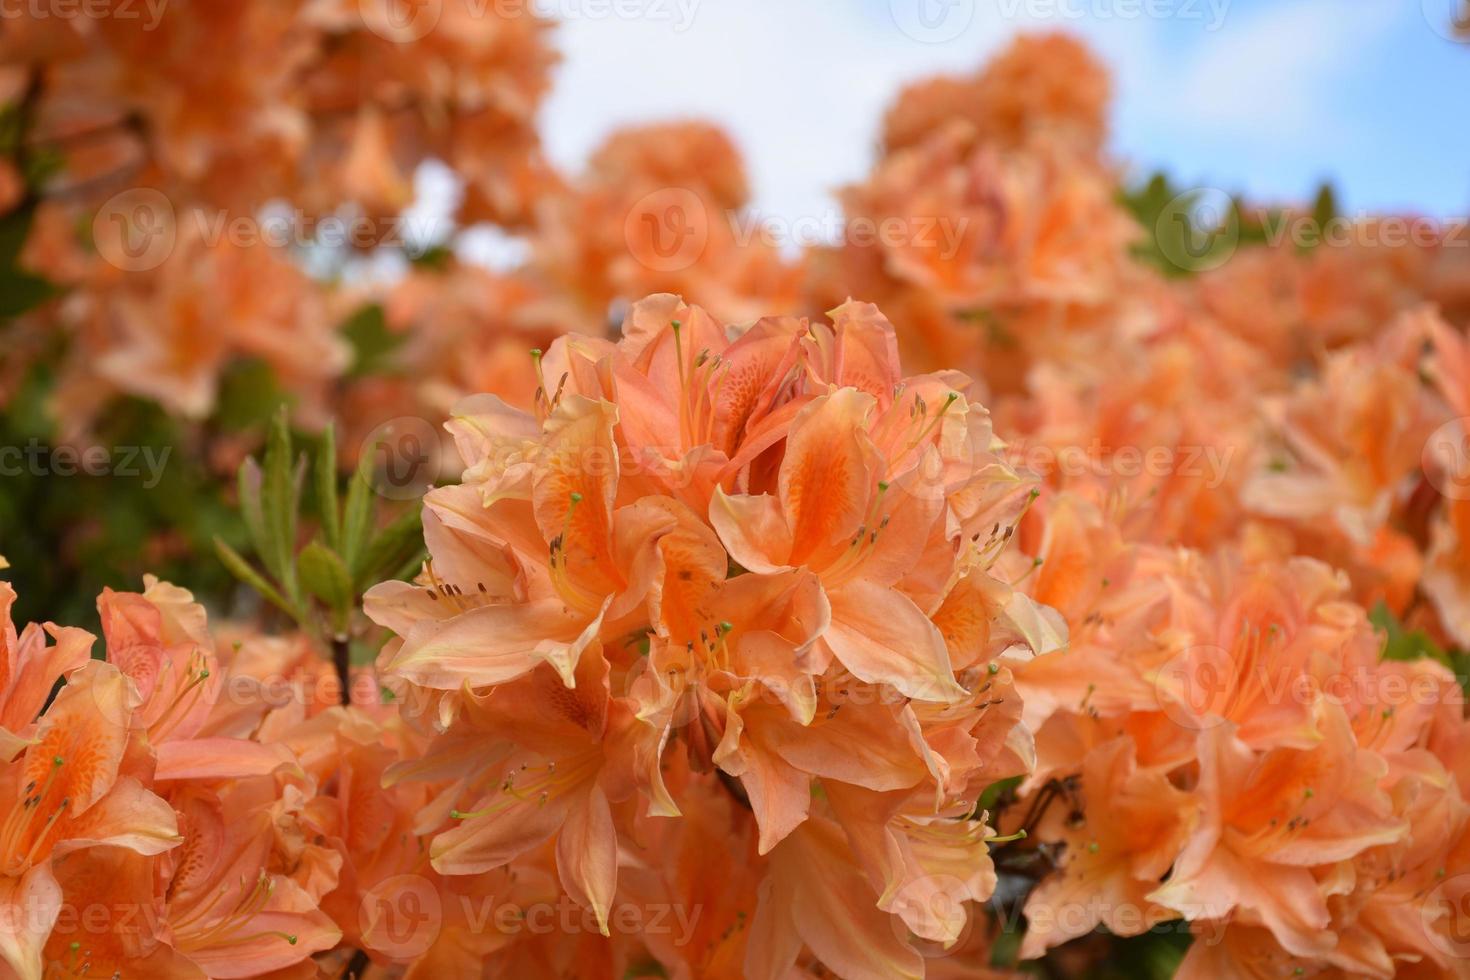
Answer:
[2,13,1469,979]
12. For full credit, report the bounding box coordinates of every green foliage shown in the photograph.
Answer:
[215,359,291,432]
[0,373,246,632]
[1091,930,1191,980]
[0,204,60,318]
[1371,600,1470,695]
[1120,171,1339,277]
[408,242,455,270]
[213,410,424,650]
[976,775,1023,817]
[1308,183,1339,246]
[341,303,404,378]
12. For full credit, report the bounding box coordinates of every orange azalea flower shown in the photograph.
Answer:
[41,845,199,979]
[1020,736,1192,956]
[427,649,623,932]
[1243,309,1442,581]
[1421,313,1470,647]
[153,778,341,977]
[0,583,93,762]
[748,814,929,980]
[97,579,220,745]
[0,662,179,980]
[10,20,1470,977]
[615,752,763,980]
[1150,706,1405,958]
[884,33,1110,159]
[531,127,804,331]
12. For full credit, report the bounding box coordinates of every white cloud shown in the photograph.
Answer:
[1144,0,1402,139]
[533,0,1433,224]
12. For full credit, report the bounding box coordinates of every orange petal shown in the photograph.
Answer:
[778,389,877,568]
[0,863,59,980]
[713,703,811,855]
[768,817,924,980]
[709,489,792,574]
[386,596,608,690]
[823,579,966,702]
[555,783,618,936]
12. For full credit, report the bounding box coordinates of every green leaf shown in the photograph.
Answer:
[1311,182,1338,230]
[341,304,403,378]
[355,503,424,591]
[1119,172,1245,279]
[408,243,454,270]
[298,540,353,624]
[0,272,58,318]
[316,423,341,551]
[621,959,669,980]
[214,536,299,623]
[976,775,1022,817]
[0,201,37,269]
[1371,601,1470,696]
[260,408,301,602]
[237,458,270,560]
[0,204,58,321]
[342,459,375,577]
[1091,930,1191,980]
[215,359,289,432]
[1372,601,1448,662]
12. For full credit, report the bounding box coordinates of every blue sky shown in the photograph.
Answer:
[536,0,1469,223]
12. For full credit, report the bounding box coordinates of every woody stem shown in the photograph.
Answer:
[332,634,351,705]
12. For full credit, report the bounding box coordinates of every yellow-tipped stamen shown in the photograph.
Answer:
[548,492,606,615]
[0,755,68,874]
[148,648,214,741]
[531,348,548,419]
[902,391,961,459]
[1009,556,1044,588]
[823,481,894,584]
[450,752,599,821]
[985,828,1028,845]
[173,870,304,953]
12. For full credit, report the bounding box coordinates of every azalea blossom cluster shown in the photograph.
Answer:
[852,37,1470,978]
[2,0,559,434]
[360,294,1061,976]
[0,572,429,979]
[1010,506,1470,975]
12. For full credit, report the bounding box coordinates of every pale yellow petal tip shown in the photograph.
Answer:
[0,554,8,570]
[646,800,683,819]
[549,661,579,689]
